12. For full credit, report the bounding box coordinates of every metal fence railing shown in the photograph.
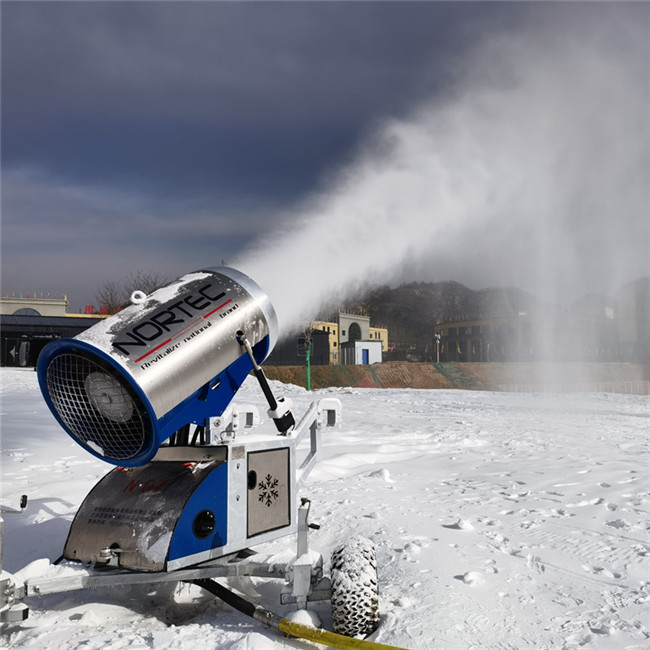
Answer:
[496,380,650,395]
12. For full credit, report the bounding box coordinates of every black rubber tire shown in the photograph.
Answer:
[330,536,380,637]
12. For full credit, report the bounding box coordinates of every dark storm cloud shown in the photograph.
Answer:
[2,1,505,308]
[2,2,646,314]
[2,2,486,201]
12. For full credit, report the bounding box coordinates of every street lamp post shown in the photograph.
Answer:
[306,338,312,391]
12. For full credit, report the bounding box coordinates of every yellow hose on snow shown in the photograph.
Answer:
[278,617,408,649]
[192,578,409,650]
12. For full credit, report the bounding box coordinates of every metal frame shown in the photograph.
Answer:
[0,397,341,623]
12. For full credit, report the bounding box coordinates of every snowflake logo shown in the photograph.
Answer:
[258,474,279,507]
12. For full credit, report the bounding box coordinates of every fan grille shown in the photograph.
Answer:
[46,352,151,461]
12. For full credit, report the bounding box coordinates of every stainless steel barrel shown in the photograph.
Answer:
[38,267,278,466]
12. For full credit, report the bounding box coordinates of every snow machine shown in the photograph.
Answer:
[0,268,394,648]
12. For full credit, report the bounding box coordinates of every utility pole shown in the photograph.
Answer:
[306,338,312,391]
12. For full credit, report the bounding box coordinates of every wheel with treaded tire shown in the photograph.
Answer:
[330,535,380,637]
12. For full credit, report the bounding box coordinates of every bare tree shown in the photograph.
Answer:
[95,270,168,314]
[95,279,126,314]
[124,270,167,297]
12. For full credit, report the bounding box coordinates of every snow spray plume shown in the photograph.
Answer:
[235,16,648,344]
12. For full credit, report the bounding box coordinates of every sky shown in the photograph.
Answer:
[1,2,648,330]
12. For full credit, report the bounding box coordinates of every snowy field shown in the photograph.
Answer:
[1,366,648,649]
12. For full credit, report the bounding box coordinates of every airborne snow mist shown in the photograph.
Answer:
[235,16,649,336]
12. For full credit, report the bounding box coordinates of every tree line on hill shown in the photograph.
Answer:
[96,273,641,363]
[327,281,537,360]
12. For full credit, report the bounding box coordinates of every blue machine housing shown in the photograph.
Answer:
[168,462,229,565]
[63,457,230,571]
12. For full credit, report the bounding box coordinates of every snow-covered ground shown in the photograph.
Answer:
[1,367,648,649]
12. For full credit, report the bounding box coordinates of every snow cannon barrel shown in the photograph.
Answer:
[37,267,278,467]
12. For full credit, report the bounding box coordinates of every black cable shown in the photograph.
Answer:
[190,578,261,621]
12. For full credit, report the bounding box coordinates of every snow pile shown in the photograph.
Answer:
[1,367,649,649]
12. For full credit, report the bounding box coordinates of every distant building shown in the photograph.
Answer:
[312,319,341,364]
[1,314,106,367]
[313,312,387,365]
[369,325,389,352]
[617,277,650,362]
[0,296,108,367]
[433,280,650,363]
[338,312,370,345]
[340,340,383,365]
[0,295,69,317]
[435,313,540,362]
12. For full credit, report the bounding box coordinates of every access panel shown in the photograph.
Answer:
[247,447,291,537]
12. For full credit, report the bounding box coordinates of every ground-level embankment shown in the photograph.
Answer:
[264,361,650,393]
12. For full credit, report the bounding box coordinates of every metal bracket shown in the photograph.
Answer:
[211,403,261,441]
[281,576,332,606]
[294,398,341,488]
[282,498,329,609]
